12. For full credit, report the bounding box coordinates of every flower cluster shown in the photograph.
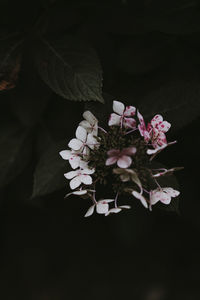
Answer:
[60,100,181,217]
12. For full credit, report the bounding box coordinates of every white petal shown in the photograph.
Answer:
[117,155,132,168]
[59,150,71,160]
[64,170,79,179]
[68,138,83,151]
[108,113,121,126]
[84,205,95,217]
[119,205,131,209]
[87,133,98,150]
[70,176,81,190]
[75,126,87,142]
[105,208,122,216]
[96,202,109,214]
[132,191,148,208]
[98,199,114,204]
[163,188,180,198]
[68,156,81,169]
[113,100,124,115]
[79,120,91,131]
[73,190,88,195]
[83,111,97,125]
[81,168,95,175]
[80,174,93,185]
[150,190,163,205]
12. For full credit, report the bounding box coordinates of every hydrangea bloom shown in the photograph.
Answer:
[60,100,182,217]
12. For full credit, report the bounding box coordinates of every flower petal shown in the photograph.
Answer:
[64,170,79,179]
[98,199,114,204]
[122,147,137,156]
[157,121,171,133]
[69,155,81,169]
[87,133,98,150]
[123,117,136,129]
[107,149,120,156]
[151,115,163,127]
[124,106,136,117]
[96,202,109,214]
[75,126,87,142]
[68,138,83,151]
[105,208,122,216]
[117,155,132,168]
[83,111,97,125]
[84,205,95,217]
[80,174,93,185]
[105,156,118,166]
[59,150,71,160]
[163,187,180,198]
[132,191,148,208]
[70,176,81,190]
[108,113,121,126]
[81,168,95,175]
[119,205,131,209]
[113,100,124,115]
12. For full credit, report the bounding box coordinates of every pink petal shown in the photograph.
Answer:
[124,106,136,117]
[151,115,163,127]
[122,146,137,156]
[157,121,171,133]
[123,117,136,129]
[105,156,118,166]
[107,149,120,156]
[117,155,132,168]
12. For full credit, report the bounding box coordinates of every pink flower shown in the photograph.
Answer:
[137,112,171,148]
[108,100,136,129]
[105,146,136,168]
[149,187,180,209]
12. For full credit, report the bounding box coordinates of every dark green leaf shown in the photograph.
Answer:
[0,122,32,188]
[9,69,51,127]
[32,141,69,198]
[34,35,104,102]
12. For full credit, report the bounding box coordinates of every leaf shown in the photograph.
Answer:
[9,68,51,127]
[0,32,23,91]
[0,122,32,188]
[32,141,69,198]
[34,35,104,102]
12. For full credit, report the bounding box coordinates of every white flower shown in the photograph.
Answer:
[59,149,82,169]
[64,167,95,190]
[132,190,148,208]
[105,205,131,216]
[108,100,136,128]
[68,126,98,155]
[84,199,114,217]
[65,188,96,198]
[149,187,180,207]
[79,111,98,136]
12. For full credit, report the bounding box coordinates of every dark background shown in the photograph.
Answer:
[0,0,200,299]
